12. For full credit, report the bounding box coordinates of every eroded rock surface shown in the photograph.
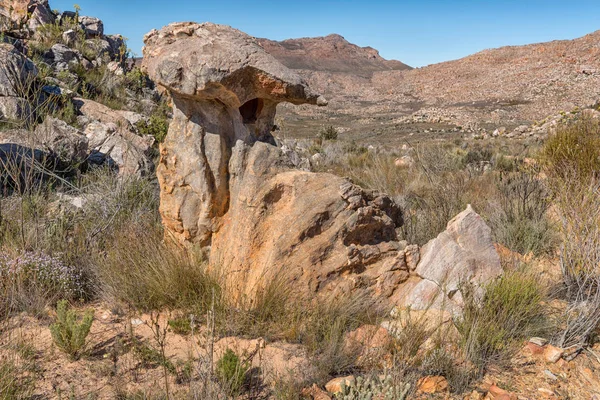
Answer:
[399,205,503,312]
[143,22,409,301]
[143,22,502,306]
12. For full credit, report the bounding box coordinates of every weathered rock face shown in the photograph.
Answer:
[143,23,409,301]
[0,43,37,97]
[143,22,326,246]
[74,97,155,176]
[398,205,503,313]
[143,22,502,305]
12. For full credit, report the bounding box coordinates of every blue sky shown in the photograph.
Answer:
[51,0,600,67]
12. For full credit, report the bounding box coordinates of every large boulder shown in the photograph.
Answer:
[0,0,31,25]
[0,44,37,97]
[78,15,103,38]
[74,97,154,176]
[27,2,55,31]
[142,22,502,305]
[142,23,410,302]
[398,205,503,312]
[0,95,29,120]
[44,43,82,71]
[0,128,60,192]
[33,116,88,165]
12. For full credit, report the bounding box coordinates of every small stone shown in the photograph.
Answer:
[417,376,448,394]
[131,318,144,326]
[301,384,332,400]
[325,376,355,394]
[486,384,516,400]
[529,337,548,346]
[544,345,564,363]
[526,342,545,355]
[537,387,556,398]
[543,369,558,381]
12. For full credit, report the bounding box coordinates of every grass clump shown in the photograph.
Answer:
[550,174,600,348]
[488,170,555,256]
[454,271,547,374]
[541,117,600,181]
[216,348,250,396]
[318,125,339,141]
[0,359,34,400]
[49,299,94,360]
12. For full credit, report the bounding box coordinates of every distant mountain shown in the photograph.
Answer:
[257,34,411,76]
[258,30,600,140]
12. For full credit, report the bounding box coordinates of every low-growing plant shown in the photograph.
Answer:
[216,348,250,396]
[454,271,547,374]
[334,375,410,400]
[318,125,339,141]
[168,315,192,335]
[49,299,94,360]
[541,117,600,181]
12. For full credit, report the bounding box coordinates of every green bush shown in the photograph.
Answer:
[216,348,250,396]
[49,300,94,360]
[454,271,547,374]
[541,117,600,180]
[318,125,339,141]
[488,170,555,256]
[334,375,410,400]
[137,112,169,144]
[167,316,192,335]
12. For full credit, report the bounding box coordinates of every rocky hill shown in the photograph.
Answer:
[268,31,600,142]
[257,34,411,75]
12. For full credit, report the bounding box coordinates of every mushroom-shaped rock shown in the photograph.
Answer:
[142,22,328,247]
[142,23,408,304]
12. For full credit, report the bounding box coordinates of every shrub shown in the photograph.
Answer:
[49,300,94,360]
[167,315,192,335]
[454,271,547,374]
[334,375,410,400]
[541,117,600,181]
[0,250,91,319]
[137,111,169,144]
[487,170,555,256]
[318,125,339,141]
[550,174,600,348]
[0,251,89,299]
[216,348,250,396]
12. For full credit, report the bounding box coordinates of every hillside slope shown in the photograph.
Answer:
[263,31,600,141]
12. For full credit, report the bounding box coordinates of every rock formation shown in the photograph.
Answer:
[143,22,503,306]
[397,205,503,313]
[143,22,411,301]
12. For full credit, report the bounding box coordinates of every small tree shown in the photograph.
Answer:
[216,348,249,396]
[50,300,94,360]
[318,125,339,141]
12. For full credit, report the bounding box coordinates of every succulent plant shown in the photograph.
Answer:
[334,375,410,400]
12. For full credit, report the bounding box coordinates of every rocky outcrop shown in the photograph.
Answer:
[398,205,503,312]
[74,97,155,176]
[142,22,411,302]
[0,43,37,97]
[143,22,504,306]
[33,116,88,165]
